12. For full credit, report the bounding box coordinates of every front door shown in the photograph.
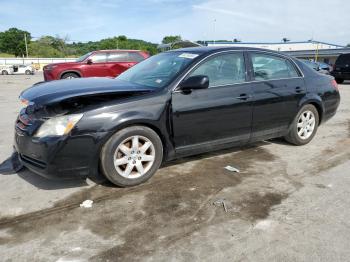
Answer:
[83,52,107,77]
[171,52,253,154]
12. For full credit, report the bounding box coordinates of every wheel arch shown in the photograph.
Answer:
[59,70,82,79]
[99,120,173,162]
[298,96,325,125]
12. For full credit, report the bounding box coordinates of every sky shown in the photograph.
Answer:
[0,0,349,45]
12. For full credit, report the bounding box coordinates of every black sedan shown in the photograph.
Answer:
[15,47,340,186]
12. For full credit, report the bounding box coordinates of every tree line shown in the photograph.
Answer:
[0,28,181,58]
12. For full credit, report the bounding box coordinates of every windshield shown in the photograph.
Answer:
[116,51,200,88]
[76,52,92,62]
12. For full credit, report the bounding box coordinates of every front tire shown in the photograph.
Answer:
[61,72,79,79]
[284,104,319,145]
[25,70,31,75]
[101,126,163,187]
[1,70,8,75]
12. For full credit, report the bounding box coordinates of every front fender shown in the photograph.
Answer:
[76,96,175,160]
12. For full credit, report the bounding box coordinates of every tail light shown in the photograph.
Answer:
[331,79,339,91]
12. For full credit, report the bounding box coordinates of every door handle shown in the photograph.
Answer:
[235,94,251,100]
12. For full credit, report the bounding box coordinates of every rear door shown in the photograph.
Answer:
[247,52,306,141]
[171,51,253,154]
[106,52,130,77]
[106,52,145,77]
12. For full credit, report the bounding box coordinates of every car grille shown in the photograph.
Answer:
[20,154,47,169]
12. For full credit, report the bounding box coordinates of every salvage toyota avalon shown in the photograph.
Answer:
[14,47,340,186]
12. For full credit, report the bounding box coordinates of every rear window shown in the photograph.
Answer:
[251,53,299,81]
[128,52,145,62]
[107,52,129,62]
[336,54,350,65]
[106,52,145,62]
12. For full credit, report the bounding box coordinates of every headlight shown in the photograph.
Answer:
[44,65,57,71]
[34,114,83,138]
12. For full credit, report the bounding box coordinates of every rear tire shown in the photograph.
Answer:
[335,78,344,84]
[25,70,31,75]
[101,126,163,187]
[1,70,8,75]
[284,104,319,146]
[61,72,79,79]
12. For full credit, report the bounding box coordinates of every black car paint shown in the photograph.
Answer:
[15,47,340,180]
[331,53,350,81]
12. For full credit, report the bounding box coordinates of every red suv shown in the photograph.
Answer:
[43,50,149,81]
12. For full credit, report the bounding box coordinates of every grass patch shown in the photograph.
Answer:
[0,53,15,58]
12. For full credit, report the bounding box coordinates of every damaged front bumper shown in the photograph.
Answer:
[14,111,108,180]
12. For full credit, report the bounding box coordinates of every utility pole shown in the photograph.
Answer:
[213,19,216,45]
[24,33,29,58]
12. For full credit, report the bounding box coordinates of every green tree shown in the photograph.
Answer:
[28,41,63,57]
[162,35,182,44]
[0,28,31,57]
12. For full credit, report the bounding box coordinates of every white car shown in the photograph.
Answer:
[12,64,35,75]
[1,65,14,75]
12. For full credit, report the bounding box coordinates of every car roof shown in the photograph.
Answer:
[95,49,142,52]
[170,46,285,55]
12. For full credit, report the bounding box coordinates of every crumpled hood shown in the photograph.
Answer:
[20,77,153,107]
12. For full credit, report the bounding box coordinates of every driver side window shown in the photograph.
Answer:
[90,53,107,63]
[187,52,246,88]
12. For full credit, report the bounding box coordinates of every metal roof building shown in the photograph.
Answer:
[205,40,350,64]
[205,40,345,51]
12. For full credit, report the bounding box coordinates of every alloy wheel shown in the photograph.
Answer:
[297,110,315,140]
[113,135,155,179]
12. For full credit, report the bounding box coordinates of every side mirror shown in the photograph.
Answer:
[86,59,93,65]
[179,75,209,91]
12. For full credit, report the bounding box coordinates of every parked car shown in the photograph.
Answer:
[15,47,340,187]
[299,59,329,75]
[12,64,35,75]
[331,53,350,83]
[0,65,14,75]
[317,61,332,72]
[43,50,150,81]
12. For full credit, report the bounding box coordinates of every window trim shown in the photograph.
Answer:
[247,51,304,81]
[173,50,304,93]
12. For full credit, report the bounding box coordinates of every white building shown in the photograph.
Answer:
[206,40,349,64]
[206,40,344,52]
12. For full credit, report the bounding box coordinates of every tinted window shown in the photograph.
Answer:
[107,52,128,62]
[336,54,350,66]
[188,53,245,87]
[251,53,299,80]
[90,53,107,63]
[128,52,145,62]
